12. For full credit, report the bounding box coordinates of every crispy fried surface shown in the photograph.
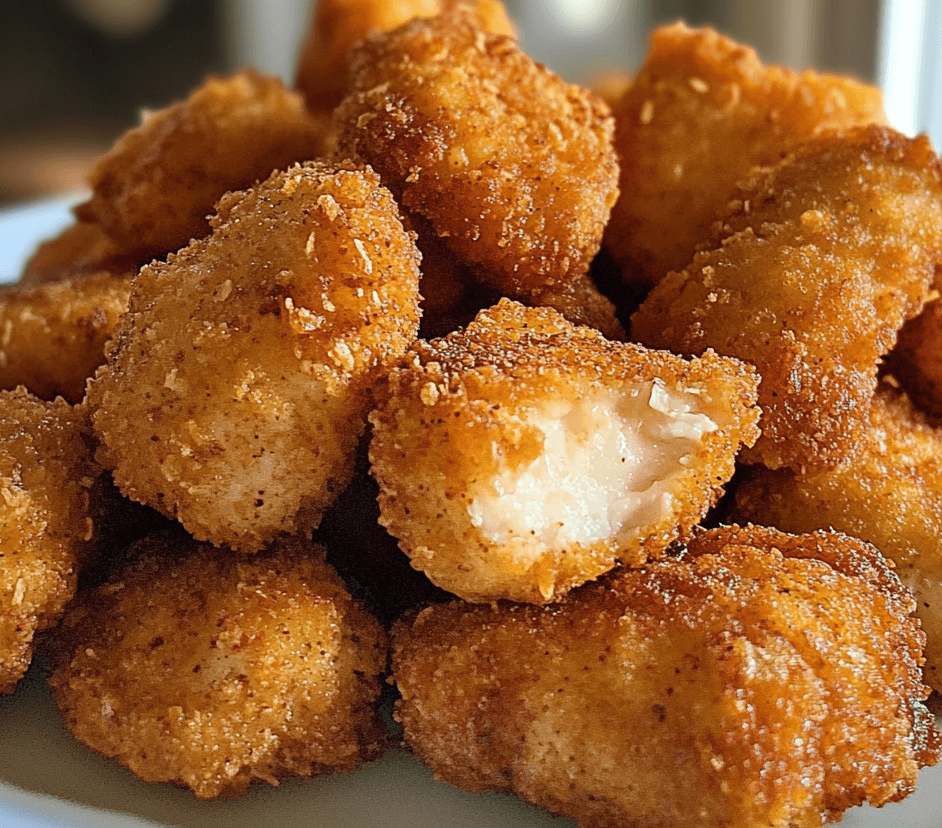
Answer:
[632,125,942,470]
[75,71,330,262]
[370,300,759,603]
[295,0,516,112]
[886,295,942,420]
[0,273,131,403]
[19,221,140,287]
[87,161,421,551]
[604,22,887,288]
[730,384,942,693]
[46,535,388,799]
[335,10,622,337]
[393,525,938,828]
[0,391,103,693]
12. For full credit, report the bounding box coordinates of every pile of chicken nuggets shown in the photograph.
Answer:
[2,2,942,825]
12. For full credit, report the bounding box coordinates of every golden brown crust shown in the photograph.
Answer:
[0,391,103,693]
[87,160,421,551]
[19,221,140,286]
[335,10,621,335]
[886,294,942,419]
[631,125,942,470]
[730,384,942,693]
[587,68,632,110]
[0,272,132,403]
[75,71,330,262]
[604,22,887,287]
[370,299,759,603]
[393,524,938,828]
[295,0,516,113]
[47,535,389,799]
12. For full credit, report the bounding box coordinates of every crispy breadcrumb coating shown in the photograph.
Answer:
[370,300,759,603]
[87,161,421,552]
[19,221,140,286]
[0,273,132,403]
[335,9,622,337]
[632,125,942,471]
[47,535,388,799]
[393,525,939,828]
[604,22,887,288]
[730,384,942,694]
[295,0,516,113]
[0,391,103,693]
[75,71,330,262]
[886,295,942,420]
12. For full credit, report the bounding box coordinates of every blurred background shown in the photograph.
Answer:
[0,0,939,206]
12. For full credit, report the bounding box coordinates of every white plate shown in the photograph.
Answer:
[0,199,939,827]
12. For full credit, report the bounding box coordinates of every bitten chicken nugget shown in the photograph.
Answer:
[87,160,421,552]
[47,535,388,799]
[19,221,140,286]
[730,384,942,693]
[632,125,942,471]
[0,272,132,403]
[335,9,623,338]
[393,525,939,828]
[75,71,330,263]
[295,0,516,113]
[886,296,942,420]
[0,391,103,693]
[370,299,759,603]
[604,22,887,288]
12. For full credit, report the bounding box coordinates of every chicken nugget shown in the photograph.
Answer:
[604,22,887,288]
[886,295,942,420]
[0,391,103,693]
[335,9,623,338]
[46,535,388,799]
[0,272,132,403]
[87,160,422,552]
[587,68,632,109]
[19,221,140,286]
[75,71,330,263]
[730,384,942,693]
[370,299,759,603]
[295,0,516,113]
[632,125,942,470]
[393,525,938,828]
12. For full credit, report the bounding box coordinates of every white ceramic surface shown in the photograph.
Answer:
[0,198,939,827]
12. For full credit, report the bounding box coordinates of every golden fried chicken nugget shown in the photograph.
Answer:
[370,300,759,603]
[393,525,939,828]
[632,125,942,471]
[295,0,516,113]
[335,9,623,338]
[730,384,942,693]
[87,160,421,552]
[0,272,131,403]
[0,391,103,693]
[886,296,942,420]
[19,221,140,286]
[604,22,887,288]
[75,71,330,262]
[47,535,388,799]
[588,68,632,109]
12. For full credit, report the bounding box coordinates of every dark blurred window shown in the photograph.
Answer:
[0,0,223,203]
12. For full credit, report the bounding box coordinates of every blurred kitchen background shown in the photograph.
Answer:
[0,0,939,206]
